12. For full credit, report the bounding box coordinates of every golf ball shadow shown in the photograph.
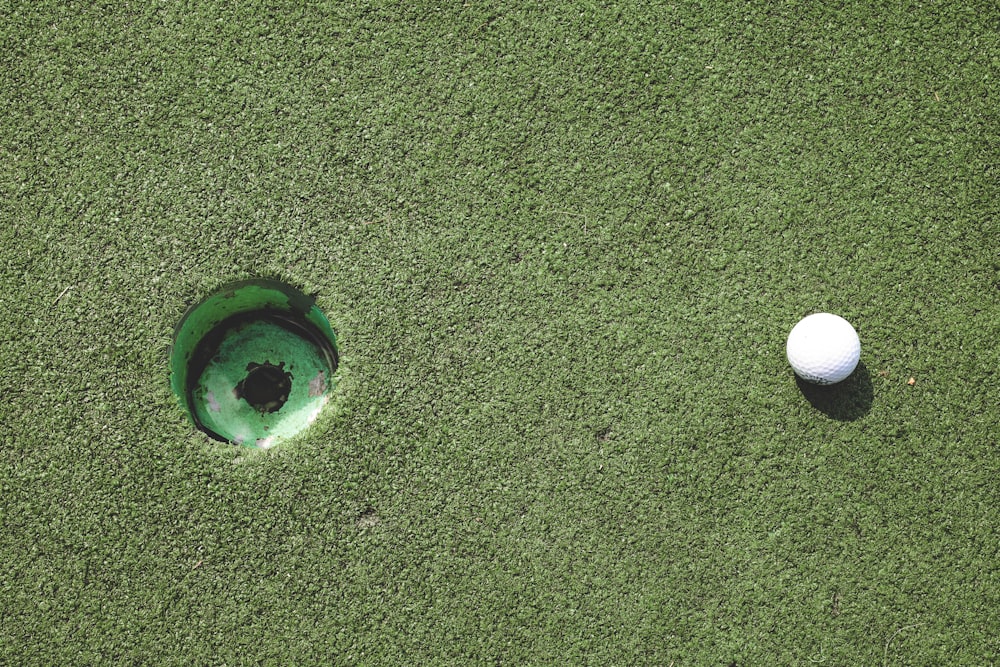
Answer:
[795,361,873,421]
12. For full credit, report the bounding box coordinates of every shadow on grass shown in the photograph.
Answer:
[795,361,873,421]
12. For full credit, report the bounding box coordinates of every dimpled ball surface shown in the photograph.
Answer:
[786,313,861,385]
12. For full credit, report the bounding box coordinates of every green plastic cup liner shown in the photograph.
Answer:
[170,279,338,448]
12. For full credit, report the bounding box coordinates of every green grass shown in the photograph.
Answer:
[2,1,998,664]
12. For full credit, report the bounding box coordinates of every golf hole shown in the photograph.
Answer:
[170,279,339,448]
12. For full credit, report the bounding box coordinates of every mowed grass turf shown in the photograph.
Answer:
[2,2,998,664]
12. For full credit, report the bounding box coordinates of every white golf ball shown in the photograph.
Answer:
[786,313,861,385]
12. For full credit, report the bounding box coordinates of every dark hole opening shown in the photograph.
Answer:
[236,362,292,414]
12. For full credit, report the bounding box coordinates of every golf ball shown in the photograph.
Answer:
[786,313,861,385]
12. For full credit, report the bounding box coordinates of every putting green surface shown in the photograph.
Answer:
[2,2,998,664]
